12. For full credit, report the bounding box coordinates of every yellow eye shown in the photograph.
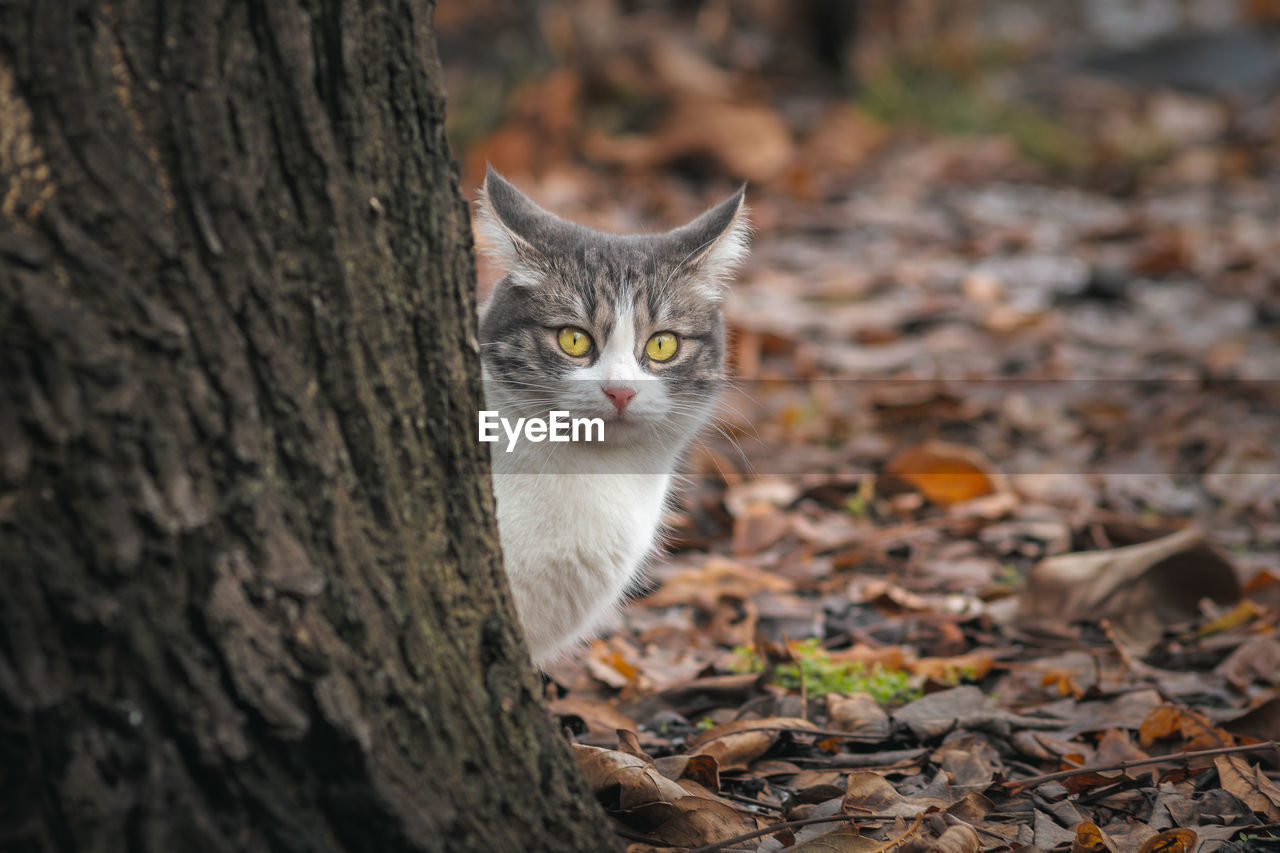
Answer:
[557,326,593,357]
[645,332,679,362]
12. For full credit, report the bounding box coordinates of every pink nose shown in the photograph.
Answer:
[602,385,637,413]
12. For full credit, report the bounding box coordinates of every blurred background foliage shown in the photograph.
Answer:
[438,0,1280,201]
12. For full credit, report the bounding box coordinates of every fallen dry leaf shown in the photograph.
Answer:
[883,441,1002,507]
[585,95,794,183]
[1136,827,1197,852]
[1011,527,1241,649]
[785,825,885,852]
[642,558,794,611]
[1215,635,1280,690]
[1213,754,1280,821]
[621,796,757,847]
[844,771,950,816]
[575,744,757,846]
[1221,696,1280,743]
[909,651,996,683]
[575,744,689,807]
[827,692,892,740]
[926,823,981,853]
[1071,820,1111,852]
[731,501,792,555]
[549,695,640,743]
[1139,704,1233,752]
[689,716,816,772]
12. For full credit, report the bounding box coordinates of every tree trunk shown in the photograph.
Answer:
[0,2,618,851]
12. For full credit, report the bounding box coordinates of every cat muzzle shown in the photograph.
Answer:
[602,385,637,413]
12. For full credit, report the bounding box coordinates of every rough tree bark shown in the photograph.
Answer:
[0,2,618,851]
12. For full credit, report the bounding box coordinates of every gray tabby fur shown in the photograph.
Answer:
[476,167,749,665]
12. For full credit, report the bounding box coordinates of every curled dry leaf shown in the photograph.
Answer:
[1010,527,1241,649]
[575,744,690,807]
[683,754,720,791]
[785,825,885,852]
[619,672,762,724]
[1062,770,1129,795]
[584,637,642,689]
[892,685,1040,742]
[723,476,802,517]
[926,823,981,853]
[731,501,792,555]
[689,716,816,772]
[945,792,995,824]
[652,754,723,791]
[622,796,757,847]
[827,692,892,741]
[1093,727,1150,767]
[844,771,950,816]
[1071,820,1111,853]
[1136,828,1197,853]
[549,695,639,742]
[618,728,654,762]
[574,745,756,846]
[1215,635,1280,690]
[1213,754,1280,821]
[1139,704,1232,752]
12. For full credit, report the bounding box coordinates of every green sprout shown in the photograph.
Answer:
[844,476,876,518]
[730,638,921,705]
[995,562,1022,588]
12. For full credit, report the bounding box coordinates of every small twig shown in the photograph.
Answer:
[718,790,784,812]
[682,812,919,853]
[693,725,884,747]
[786,747,930,769]
[1003,740,1280,793]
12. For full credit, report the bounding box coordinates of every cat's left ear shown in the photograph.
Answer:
[476,166,578,286]
[665,186,750,300]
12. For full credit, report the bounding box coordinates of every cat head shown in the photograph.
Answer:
[477,167,749,452]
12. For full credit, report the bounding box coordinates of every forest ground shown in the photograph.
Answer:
[441,5,1280,850]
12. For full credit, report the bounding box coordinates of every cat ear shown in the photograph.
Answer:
[665,186,750,300]
[476,166,576,286]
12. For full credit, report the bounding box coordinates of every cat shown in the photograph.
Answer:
[476,167,749,666]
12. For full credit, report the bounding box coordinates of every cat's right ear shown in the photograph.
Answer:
[477,167,572,286]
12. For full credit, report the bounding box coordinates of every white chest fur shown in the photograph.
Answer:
[491,463,671,665]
